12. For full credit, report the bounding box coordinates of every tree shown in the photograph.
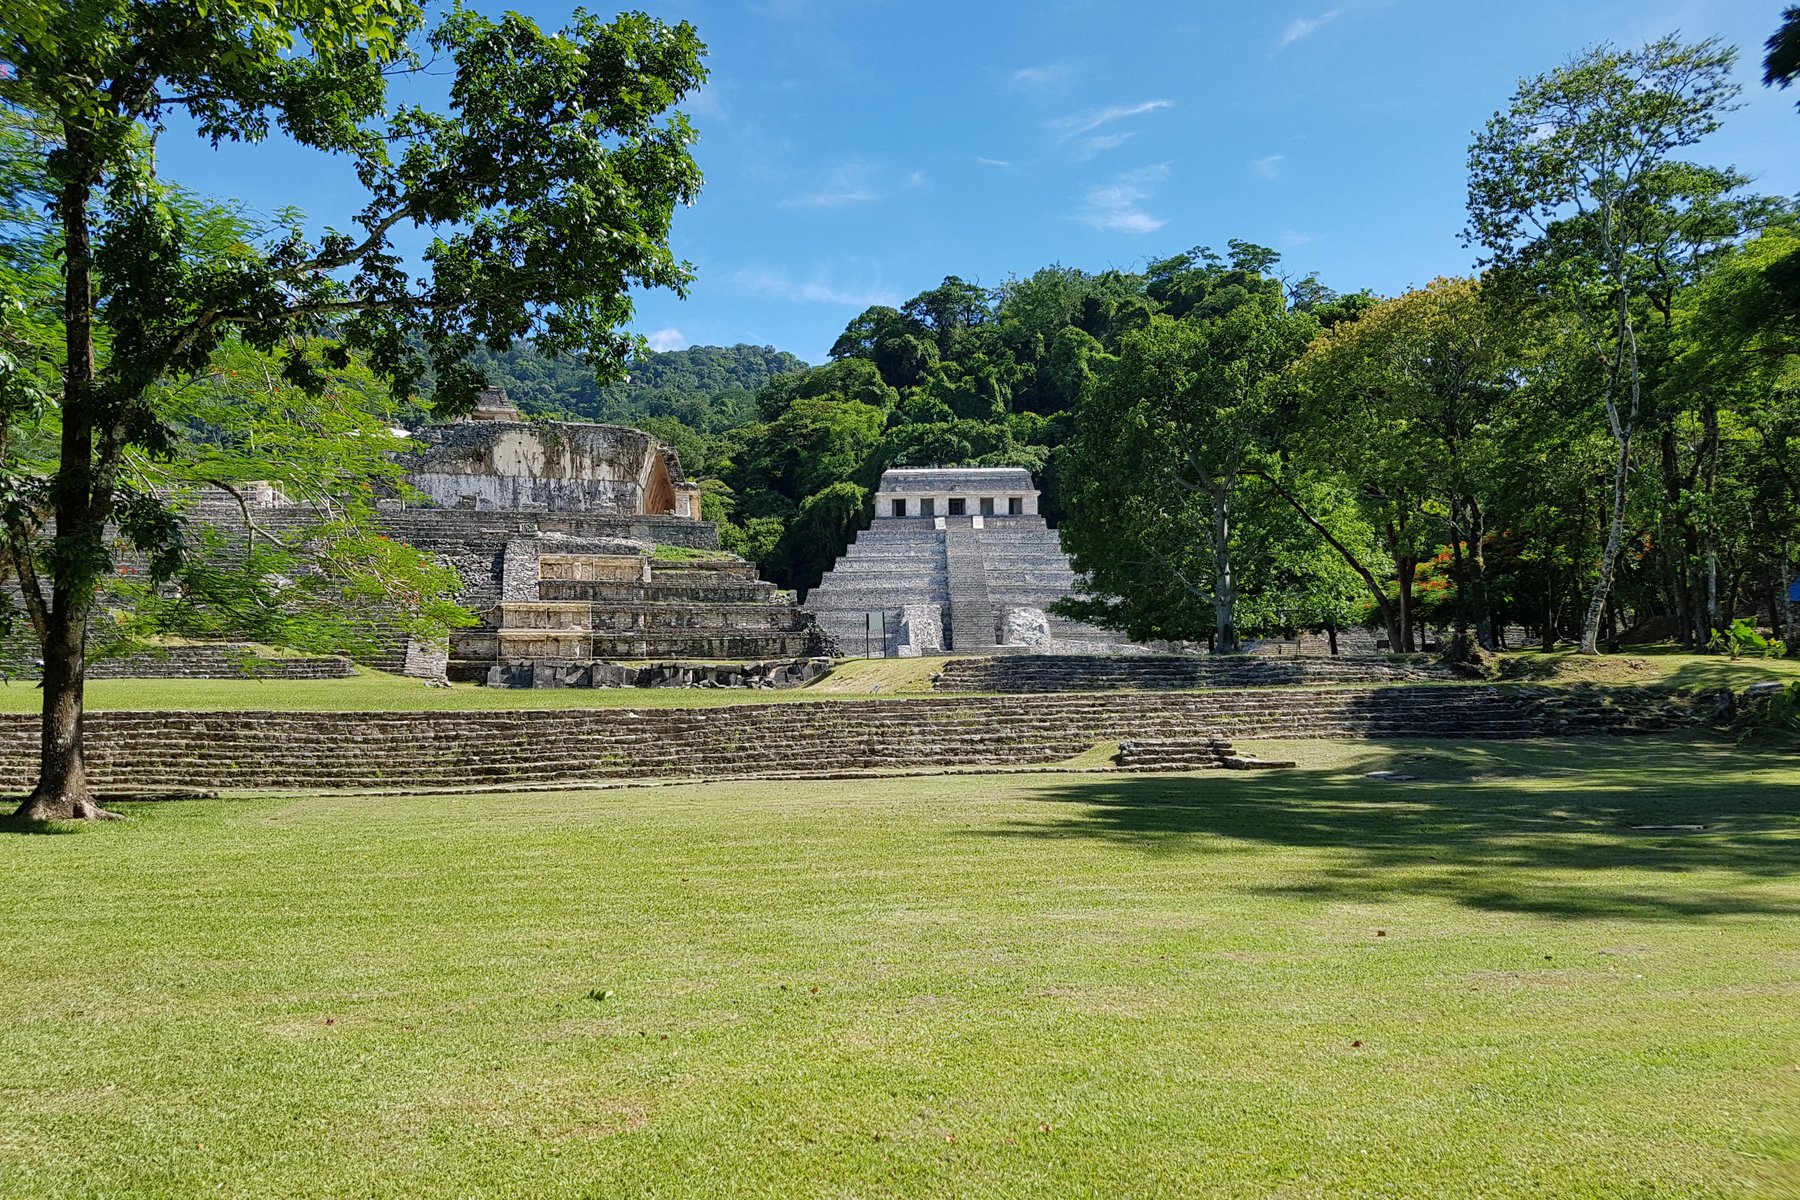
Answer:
[1060,292,1316,651]
[1467,35,1744,653]
[1767,6,1800,98]
[1,2,706,821]
[1283,279,1517,650]
[1672,221,1800,639]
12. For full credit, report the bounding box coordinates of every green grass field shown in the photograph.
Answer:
[4,736,1796,1198]
[0,658,944,714]
[0,647,1793,714]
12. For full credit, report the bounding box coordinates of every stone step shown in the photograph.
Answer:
[0,684,1701,792]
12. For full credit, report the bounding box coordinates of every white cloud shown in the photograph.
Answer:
[726,267,901,308]
[977,156,1015,169]
[1076,164,1171,234]
[782,165,879,208]
[1075,131,1136,160]
[646,328,686,352]
[1278,9,1342,49]
[780,162,925,208]
[683,86,726,123]
[1009,63,1076,90]
[1282,230,1320,247]
[1250,154,1286,180]
[1047,99,1172,144]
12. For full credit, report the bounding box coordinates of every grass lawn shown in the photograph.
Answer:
[0,648,1792,716]
[1493,645,1800,690]
[0,658,947,715]
[3,736,1796,1198]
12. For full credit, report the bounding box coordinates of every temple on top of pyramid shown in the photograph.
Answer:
[802,467,1136,657]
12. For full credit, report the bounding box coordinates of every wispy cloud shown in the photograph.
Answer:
[645,328,686,352]
[1074,131,1135,160]
[1048,99,1173,143]
[726,267,901,308]
[1009,63,1076,90]
[1277,8,1342,48]
[1282,230,1319,247]
[1076,164,1170,234]
[779,162,925,208]
[782,163,879,208]
[977,156,1015,169]
[1250,154,1285,180]
[683,86,726,123]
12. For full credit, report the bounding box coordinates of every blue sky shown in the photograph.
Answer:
[161,0,1799,365]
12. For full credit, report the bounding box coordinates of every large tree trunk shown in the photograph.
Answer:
[10,124,117,823]
[1397,553,1418,652]
[1466,499,1495,651]
[1448,512,1471,640]
[1581,426,1632,655]
[1658,427,1696,649]
[14,598,115,822]
[1211,482,1239,653]
[1384,519,1418,652]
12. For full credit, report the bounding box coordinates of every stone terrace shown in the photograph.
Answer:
[85,644,355,681]
[936,654,1449,692]
[451,553,830,682]
[0,685,1707,792]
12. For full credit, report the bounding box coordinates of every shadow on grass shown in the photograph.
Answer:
[992,738,1800,921]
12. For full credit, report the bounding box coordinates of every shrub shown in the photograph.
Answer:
[1708,618,1788,660]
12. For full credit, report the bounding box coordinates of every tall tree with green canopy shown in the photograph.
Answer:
[0,0,706,821]
[1060,287,1316,651]
[1284,278,1518,650]
[1466,35,1743,654]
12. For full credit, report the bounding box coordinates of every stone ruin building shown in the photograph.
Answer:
[403,388,705,519]
[802,467,1136,656]
[392,395,832,685]
[8,391,832,688]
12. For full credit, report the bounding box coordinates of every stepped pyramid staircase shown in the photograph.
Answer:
[805,515,1130,655]
[943,525,997,652]
[450,549,831,685]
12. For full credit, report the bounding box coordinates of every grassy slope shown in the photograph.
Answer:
[1,648,1792,715]
[3,736,1796,1199]
[0,659,940,714]
[1493,646,1800,690]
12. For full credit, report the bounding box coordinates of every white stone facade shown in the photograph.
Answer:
[872,467,1039,521]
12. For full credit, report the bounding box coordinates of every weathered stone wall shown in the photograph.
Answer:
[87,645,354,681]
[936,654,1451,692]
[0,685,1714,793]
[402,421,683,515]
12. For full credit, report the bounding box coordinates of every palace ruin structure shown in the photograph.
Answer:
[401,388,704,519]
[803,467,1136,656]
[396,396,829,684]
[0,392,830,687]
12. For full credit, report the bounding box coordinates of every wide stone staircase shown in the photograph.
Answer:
[0,685,1706,792]
[937,654,1449,692]
[803,520,950,655]
[449,551,831,683]
[943,526,997,652]
[804,515,1134,655]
